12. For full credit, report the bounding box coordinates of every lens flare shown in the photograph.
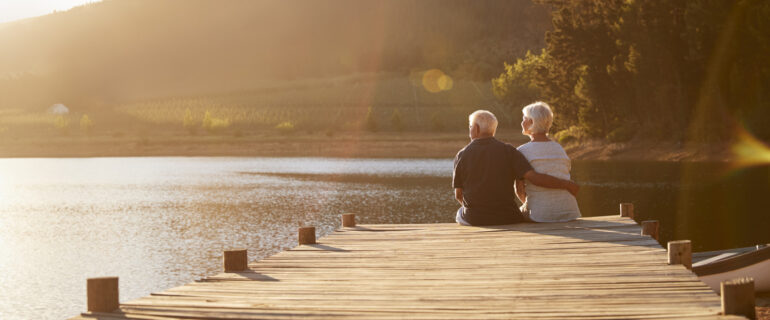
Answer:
[730,125,770,169]
[437,74,453,91]
[421,69,453,93]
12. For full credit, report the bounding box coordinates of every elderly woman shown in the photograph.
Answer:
[515,102,581,222]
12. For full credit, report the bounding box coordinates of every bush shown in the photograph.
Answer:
[430,111,444,131]
[275,121,295,134]
[391,108,404,131]
[606,126,635,143]
[201,110,230,133]
[54,115,70,134]
[553,126,587,145]
[183,108,197,134]
[364,107,378,132]
[80,114,93,134]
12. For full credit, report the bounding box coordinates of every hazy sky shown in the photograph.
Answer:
[0,0,102,24]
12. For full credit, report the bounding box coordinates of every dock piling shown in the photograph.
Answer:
[298,227,316,245]
[641,220,659,240]
[341,214,356,227]
[721,277,755,319]
[86,277,119,313]
[223,249,248,272]
[620,203,634,219]
[667,240,692,269]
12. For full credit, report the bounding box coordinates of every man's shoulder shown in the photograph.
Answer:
[454,144,470,164]
[501,140,524,155]
[455,144,469,158]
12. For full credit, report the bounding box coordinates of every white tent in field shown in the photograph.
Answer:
[48,104,69,114]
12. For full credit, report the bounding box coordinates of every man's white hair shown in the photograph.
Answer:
[522,101,553,134]
[468,110,498,135]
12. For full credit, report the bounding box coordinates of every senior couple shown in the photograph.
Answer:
[453,102,581,226]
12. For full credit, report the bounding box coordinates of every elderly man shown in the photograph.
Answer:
[453,110,579,226]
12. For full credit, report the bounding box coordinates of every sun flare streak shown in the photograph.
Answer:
[730,126,770,169]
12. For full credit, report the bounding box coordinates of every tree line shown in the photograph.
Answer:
[493,0,770,142]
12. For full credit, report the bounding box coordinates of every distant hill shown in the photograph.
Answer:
[0,0,550,109]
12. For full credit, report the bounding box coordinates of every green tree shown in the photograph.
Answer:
[492,50,546,122]
[201,110,230,133]
[364,107,378,132]
[526,0,770,141]
[391,108,404,131]
[183,108,197,134]
[79,114,93,134]
[430,111,444,131]
[54,115,70,134]
[201,111,212,132]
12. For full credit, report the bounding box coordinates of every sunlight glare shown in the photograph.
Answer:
[730,125,770,169]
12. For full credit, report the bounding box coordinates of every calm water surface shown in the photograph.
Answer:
[0,157,768,319]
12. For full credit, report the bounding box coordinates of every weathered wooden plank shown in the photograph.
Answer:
[69,216,733,319]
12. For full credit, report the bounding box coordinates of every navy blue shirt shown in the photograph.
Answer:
[453,137,533,225]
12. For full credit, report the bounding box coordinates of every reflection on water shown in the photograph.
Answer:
[0,157,768,319]
[572,161,770,252]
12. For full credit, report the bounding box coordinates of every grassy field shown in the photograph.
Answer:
[0,73,538,158]
[1,73,523,138]
[111,72,515,132]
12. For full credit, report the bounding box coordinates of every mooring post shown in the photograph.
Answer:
[298,227,316,245]
[667,240,692,269]
[223,249,248,272]
[641,220,659,240]
[87,277,119,313]
[721,277,756,319]
[341,213,356,227]
[620,203,634,219]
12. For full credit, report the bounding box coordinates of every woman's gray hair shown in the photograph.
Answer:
[522,101,553,134]
[468,110,498,135]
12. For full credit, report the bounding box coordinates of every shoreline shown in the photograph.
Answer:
[563,138,732,162]
[0,132,733,162]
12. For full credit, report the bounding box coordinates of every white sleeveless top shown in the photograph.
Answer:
[517,141,581,222]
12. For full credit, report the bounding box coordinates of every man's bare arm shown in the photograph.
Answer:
[522,170,579,196]
[515,179,527,203]
[454,188,464,206]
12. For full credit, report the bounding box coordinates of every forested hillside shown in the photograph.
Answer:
[0,0,550,109]
[493,0,770,142]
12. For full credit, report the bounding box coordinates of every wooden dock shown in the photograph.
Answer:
[71,215,744,319]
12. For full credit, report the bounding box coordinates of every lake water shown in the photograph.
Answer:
[0,157,768,319]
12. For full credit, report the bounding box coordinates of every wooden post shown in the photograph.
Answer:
[619,203,634,219]
[667,240,692,269]
[298,227,316,245]
[341,213,356,227]
[87,277,119,313]
[641,220,659,240]
[223,249,248,272]
[721,277,755,319]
